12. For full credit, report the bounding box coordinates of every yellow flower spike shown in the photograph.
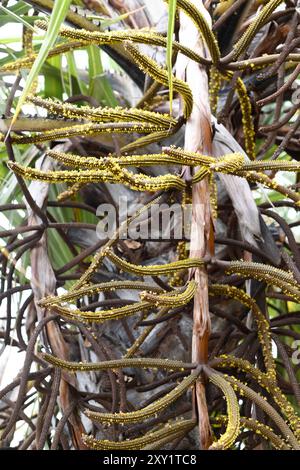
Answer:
[239,171,300,205]
[23,28,34,57]
[209,284,275,378]
[209,173,218,219]
[225,262,300,303]
[232,0,284,59]
[42,353,196,372]
[45,147,276,178]
[46,149,215,169]
[124,41,193,119]
[225,375,300,450]
[211,152,245,173]
[22,28,38,95]
[82,418,196,450]
[240,417,291,450]
[140,280,197,307]
[216,415,291,450]
[164,145,215,166]
[235,77,256,160]
[34,19,207,65]
[0,40,90,73]
[38,281,164,307]
[8,160,186,192]
[164,0,220,64]
[28,95,176,128]
[207,371,240,450]
[119,128,180,154]
[47,300,154,323]
[209,66,221,114]
[85,371,199,424]
[191,166,211,184]
[241,160,300,173]
[106,249,204,276]
[4,122,166,145]
[212,354,300,438]
[169,238,189,287]
[222,71,255,160]
[104,157,186,191]
[226,262,296,286]
[192,152,245,183]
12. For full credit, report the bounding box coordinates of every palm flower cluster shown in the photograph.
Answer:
[0,0,300,450]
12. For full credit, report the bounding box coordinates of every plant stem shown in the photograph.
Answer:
[176,0,213,449]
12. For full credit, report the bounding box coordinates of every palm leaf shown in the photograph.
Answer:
[0,4,37,31]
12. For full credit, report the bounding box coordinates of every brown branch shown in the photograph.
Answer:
[176,0,213,449]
